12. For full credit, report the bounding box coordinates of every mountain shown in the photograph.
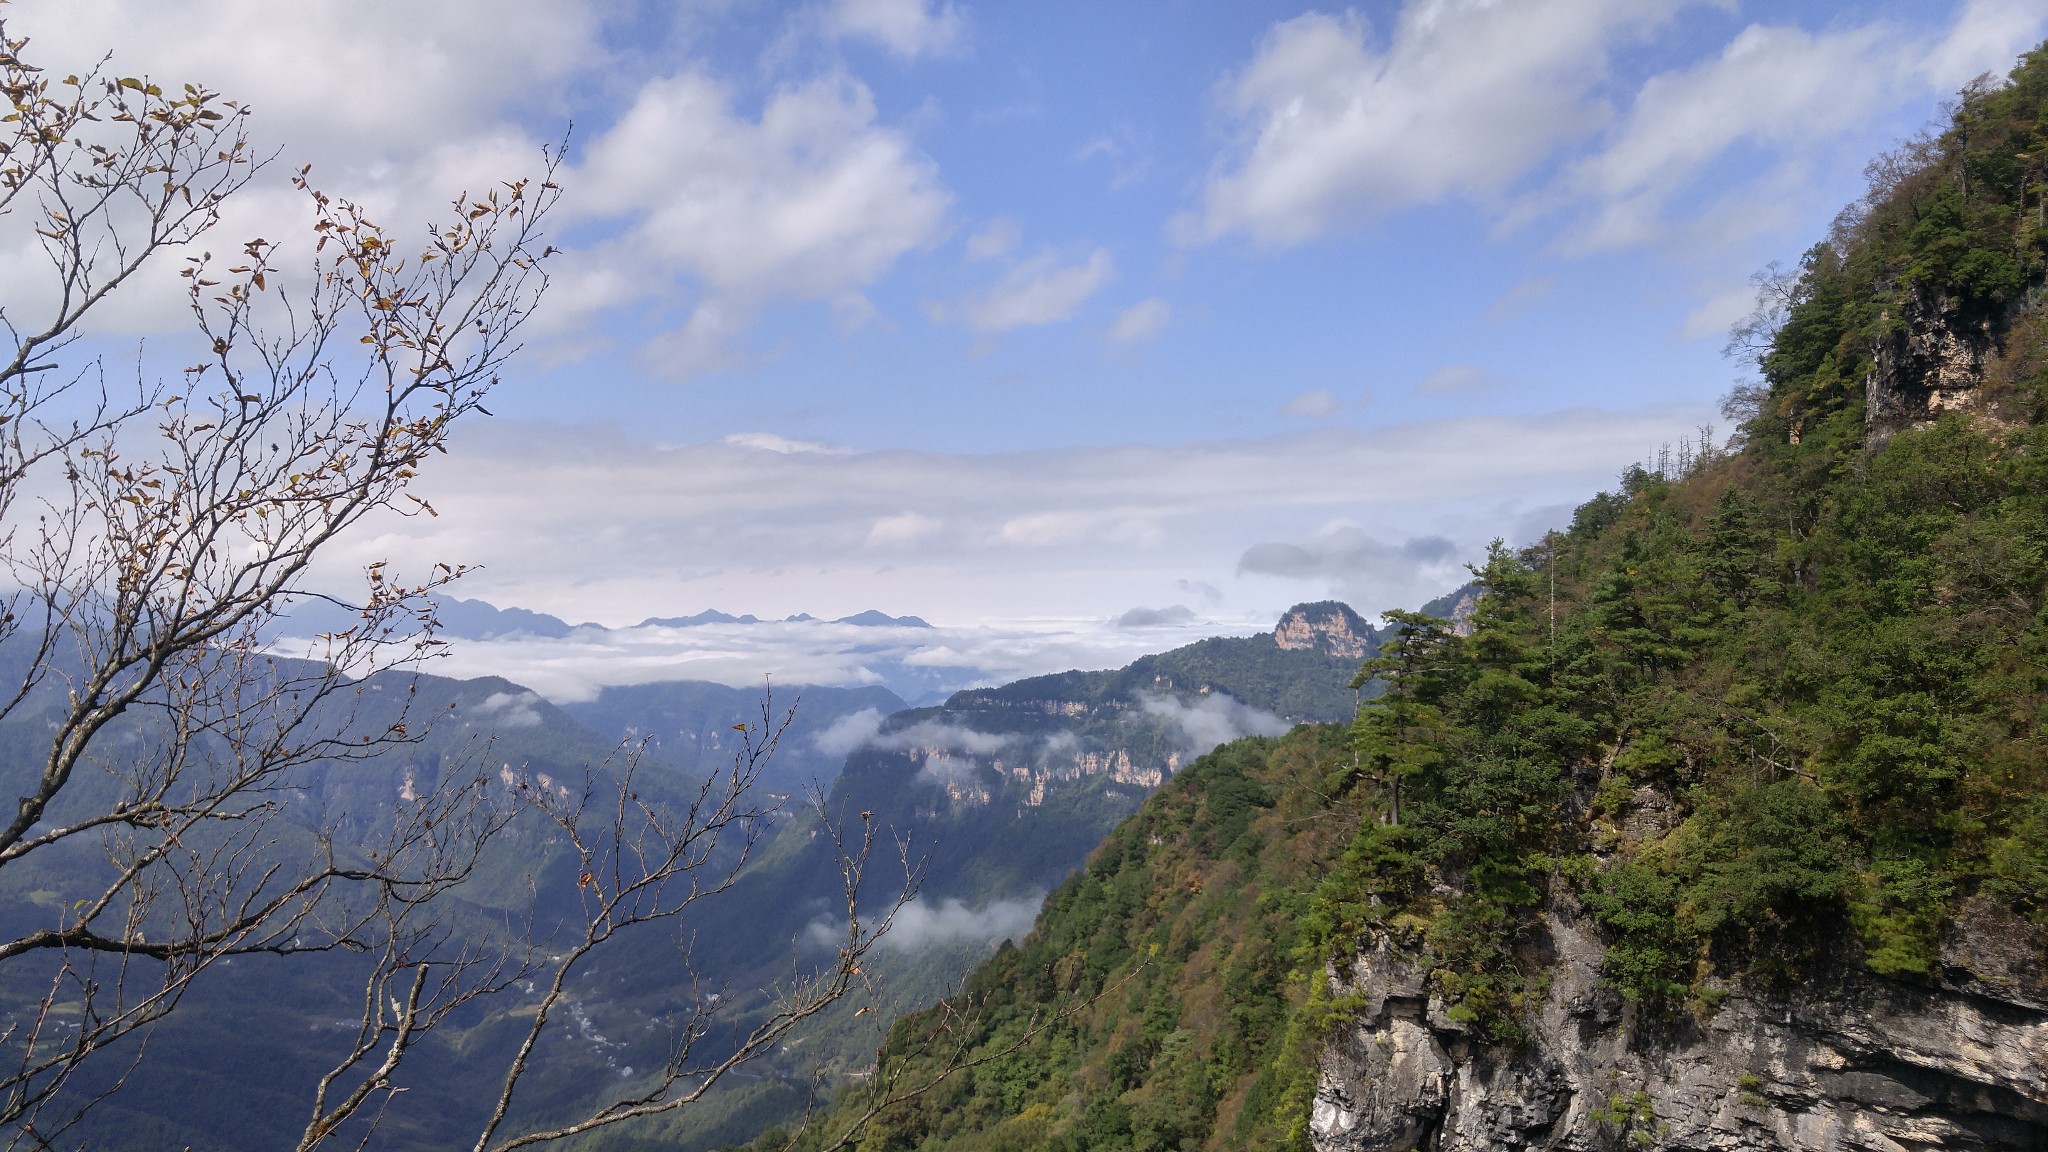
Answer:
[760,727,1351,1152]
[430,594,588,638]
[638,609,763,626]
[749,51,2048,1152]
[834,610,932,628]
[622,602,1383,1149]
[722,598,1379,918]
[562,680,908,792]
[1,598,1391,1151]
[628,609,932,629]
[6,665,727,1152]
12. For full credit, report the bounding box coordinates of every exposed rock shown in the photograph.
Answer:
[1419,583,1481,638]
[1865,285,2004,445]
[1276,601,1376,659]
[1312,910,2048,1151]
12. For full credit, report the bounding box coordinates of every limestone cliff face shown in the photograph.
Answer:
[1864,286,2008,444]
[1276,601,1377,659]
[1311,898,2048,1151]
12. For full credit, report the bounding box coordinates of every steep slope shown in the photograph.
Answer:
[687,600,1378,970]
[756,727,1359,1152]
[0,599,1390,1151]
[756,48,2048,1152]
[631,604,1382,1150]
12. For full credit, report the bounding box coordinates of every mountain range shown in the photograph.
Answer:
[737,50,2048,1152]
[13,598,1406,1151]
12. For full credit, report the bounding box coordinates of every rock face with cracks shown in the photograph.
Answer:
[1311,899,2048,1151]
[1863,284,2008,446]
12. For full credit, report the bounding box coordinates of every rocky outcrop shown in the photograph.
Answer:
[1311,899,2048,1151]
[1865,285,2005,444]
[1276,601,1377,659]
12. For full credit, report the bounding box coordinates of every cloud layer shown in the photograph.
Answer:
[1137,692,1290,753]
[309,405,1703,645]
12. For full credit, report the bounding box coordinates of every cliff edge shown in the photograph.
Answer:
[1313,899,2048,1152]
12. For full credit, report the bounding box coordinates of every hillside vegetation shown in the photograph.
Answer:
[762,728,1357,1152]
[761,44,2048,1152]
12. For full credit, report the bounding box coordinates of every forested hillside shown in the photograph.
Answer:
[762,728,1357,1152]
[634,604,1378,1151]
[765,45,2048,1152]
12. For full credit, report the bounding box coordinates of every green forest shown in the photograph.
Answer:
[753,42,2048,1152]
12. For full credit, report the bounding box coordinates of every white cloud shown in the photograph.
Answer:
[1682,282,1760,342]
[1487,276,1557,323]
[881,896,1039,951]
[1183,1,1696,246]
[0,1,962,372]
[1279,389,1345,419]
[1554,22,1901,253]
[866,512,944,548]
[966,217,1022,261]
[293,405,1706,686]
[1137,691,1290,753]
[997,511,1088,548]
[358,617,1218,703]
[724,432,854,455]
[1178,0,2048,343]
[807,896,1040,954]
[11,0,593,162]
[1533,4,2046,257]
[1107,297,1172,344]
[1922,0,2048,90]
[821,0,967,60]
[561,70,951,374]
[1417,363,1504,395]
[812,707,887,757]
[944,248,1116,333]
[879,719,1013,756]
[0,0,588,334]
[471,690,545,730]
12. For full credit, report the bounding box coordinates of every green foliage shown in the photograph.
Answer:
[1578,859,1693,1005]
[1983,798,2048,922]
[768,728,1361,1152]
[1589,1091,1668,1149]
[751,46,2048,1152]
[1287,44,2048,1031]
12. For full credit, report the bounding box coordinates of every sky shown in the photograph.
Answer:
[10,0,2047,693]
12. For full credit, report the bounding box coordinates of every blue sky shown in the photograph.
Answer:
[468,0,2034,451]
[13,0,2048,691]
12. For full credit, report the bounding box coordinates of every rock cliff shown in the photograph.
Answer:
[1864,284,2008,445]
[1276,600,1378,659]
[1312,898,2048,1151]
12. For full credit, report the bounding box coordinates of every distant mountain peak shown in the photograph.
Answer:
[626,608,931,630]
[428,595,587,640]
[835,610,932,628]
[1272,600,1373,659]
[636,610,760,628]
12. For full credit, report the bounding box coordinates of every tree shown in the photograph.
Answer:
[0,15,555,1138]
[0,22,920,1150]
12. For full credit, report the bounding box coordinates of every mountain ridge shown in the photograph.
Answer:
[732,46,2048,1152]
